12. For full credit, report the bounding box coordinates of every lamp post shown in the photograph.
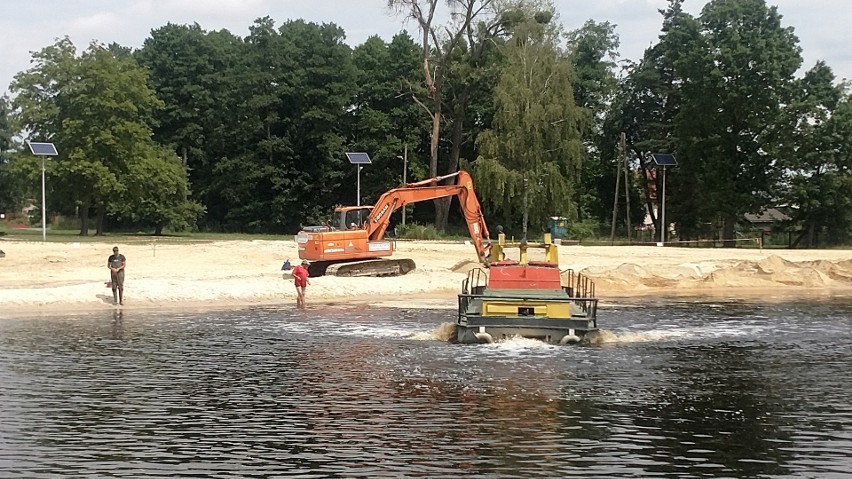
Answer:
[27,142,59,242]
[345,152,372,207]
[396,144,408,225]
[357,166,363,206]
[662,166,667,243]
[651,153,678,245]
[522,176,529,241]
[41,157,46,241]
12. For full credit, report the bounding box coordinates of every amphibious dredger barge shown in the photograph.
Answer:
[456,231,599,345]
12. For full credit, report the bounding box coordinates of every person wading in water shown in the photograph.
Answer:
[292,260,310,309]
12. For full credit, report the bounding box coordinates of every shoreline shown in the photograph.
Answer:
[3,284,851,320]
[1,239,851,319]
[0,291,464,319]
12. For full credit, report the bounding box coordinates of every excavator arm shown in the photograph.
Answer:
[297,169,492,276]
[366,170,492,265]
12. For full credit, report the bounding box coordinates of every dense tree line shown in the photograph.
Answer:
[0,0,849,246]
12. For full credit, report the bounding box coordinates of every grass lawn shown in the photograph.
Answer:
[0,225,293,244]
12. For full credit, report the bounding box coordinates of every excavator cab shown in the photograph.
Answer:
[334,206,372,230]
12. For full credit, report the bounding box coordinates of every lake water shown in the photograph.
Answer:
[1,297,850,478]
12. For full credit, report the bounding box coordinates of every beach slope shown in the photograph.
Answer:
[1,239,850,316]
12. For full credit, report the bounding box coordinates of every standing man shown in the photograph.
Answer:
[292,260,310,309]
[107,246,126,305]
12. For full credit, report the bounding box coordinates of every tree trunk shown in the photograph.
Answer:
[806,221,816,249]
[447,96,466,175]
[428,99,441,176]
[430,108,445,231]
[95,206,105,236]
[401,0,484,234]
[155,224,164,236]
[722,215,736,248]
[434,197,451,233]
[79,200,90,236]
[433,107,466,232]
[791,228,805,248]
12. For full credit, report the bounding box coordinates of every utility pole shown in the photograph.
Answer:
[609,132,632,244]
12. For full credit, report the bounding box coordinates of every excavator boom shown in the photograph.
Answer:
[365,171,491,264]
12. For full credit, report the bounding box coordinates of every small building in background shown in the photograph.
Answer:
[744,208,791,246]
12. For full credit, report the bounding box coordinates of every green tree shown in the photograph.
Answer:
[388,0,502,231]
[675,0,802,246]
[565,19,624,229]
[273,19,356,229]
[11,39,200,235]
[136,23,244,230]
[0,95,11,154]
[0,94,19,213]
[139,18,361,232]
[475,4,585,238]
[349,33,427,204]
[210,19,356,232]
[779,62,852,246]
[604,0,705,241]
[212,16,297,232]
[567,20,619,123]
[117,147,205,235]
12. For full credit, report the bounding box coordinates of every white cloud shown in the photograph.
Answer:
[1,0,851,95]
[157,0,270,19]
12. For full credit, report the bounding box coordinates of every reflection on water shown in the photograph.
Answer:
[1,298,850,478]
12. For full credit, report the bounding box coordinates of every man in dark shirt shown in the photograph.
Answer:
[107,246,126,305]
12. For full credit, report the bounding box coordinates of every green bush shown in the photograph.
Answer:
[27,207,42,227]
[568,219,602,240]
[397,223,443,240]
[54,215,81,230]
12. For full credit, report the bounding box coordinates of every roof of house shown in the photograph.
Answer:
[745,208,790,223]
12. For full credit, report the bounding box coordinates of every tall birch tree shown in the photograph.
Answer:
[475,4,585,237]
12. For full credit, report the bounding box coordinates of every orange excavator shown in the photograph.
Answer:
[296,170,492,277]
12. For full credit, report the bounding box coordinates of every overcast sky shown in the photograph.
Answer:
[2,0,850,98]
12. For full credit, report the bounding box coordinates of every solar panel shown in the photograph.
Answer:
[345,152,372,164]
[28,142,58,156]
[651,153,677,166]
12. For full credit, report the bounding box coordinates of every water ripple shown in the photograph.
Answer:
[1,298,850,477]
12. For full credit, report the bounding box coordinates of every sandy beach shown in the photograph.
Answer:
[1,238,851,317]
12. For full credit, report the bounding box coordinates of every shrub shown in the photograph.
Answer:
[54,215,82,231]
[568,219,601,240]
[397,223,443,240]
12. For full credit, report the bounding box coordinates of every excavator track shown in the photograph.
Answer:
[322,258,416,277]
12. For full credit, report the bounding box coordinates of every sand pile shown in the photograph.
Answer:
[583,253,852,292]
